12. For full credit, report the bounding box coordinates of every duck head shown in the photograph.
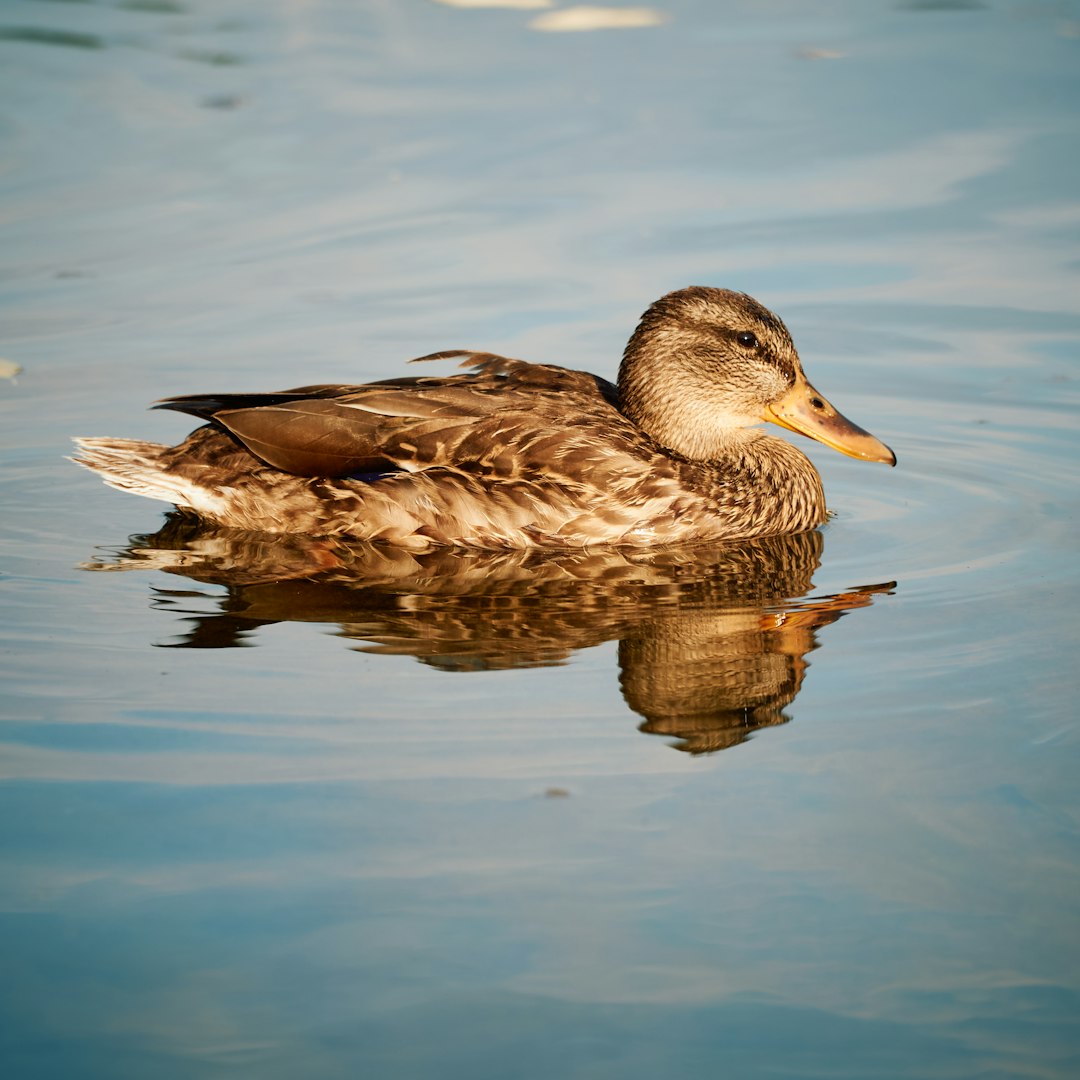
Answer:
[618,287,896,467]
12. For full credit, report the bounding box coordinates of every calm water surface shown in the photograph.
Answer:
[2,1,1079,1077]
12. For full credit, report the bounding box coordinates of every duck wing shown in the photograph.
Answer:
[154,353,620,479]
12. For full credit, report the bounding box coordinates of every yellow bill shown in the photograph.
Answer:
[763,373,896,465]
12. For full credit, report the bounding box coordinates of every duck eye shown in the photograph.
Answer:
[736,331,758,349]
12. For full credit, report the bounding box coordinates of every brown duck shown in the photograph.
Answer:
[73,287,895,550]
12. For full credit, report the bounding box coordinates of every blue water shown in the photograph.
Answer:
[2,1,1080,1077]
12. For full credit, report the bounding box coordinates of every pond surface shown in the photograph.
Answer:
[2,1,1080,1077]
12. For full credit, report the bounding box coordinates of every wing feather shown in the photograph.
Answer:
[156,355,626,480]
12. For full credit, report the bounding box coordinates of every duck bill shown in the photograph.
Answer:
[763,375,896,465]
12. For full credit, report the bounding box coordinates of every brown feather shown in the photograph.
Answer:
[73,288,893,549]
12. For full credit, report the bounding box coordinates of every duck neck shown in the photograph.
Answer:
[690,431,829,536]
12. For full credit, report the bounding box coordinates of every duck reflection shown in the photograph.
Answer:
[84,515,893,754]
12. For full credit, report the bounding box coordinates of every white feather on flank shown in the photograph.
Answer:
[70,437,231,517]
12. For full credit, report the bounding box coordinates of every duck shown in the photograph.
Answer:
[73,287,895,550]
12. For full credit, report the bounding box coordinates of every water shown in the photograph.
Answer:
[2,1,1079,1077]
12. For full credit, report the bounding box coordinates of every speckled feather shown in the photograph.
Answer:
[70,287,886,550]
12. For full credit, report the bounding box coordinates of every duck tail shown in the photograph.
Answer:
[70,437,203,510]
